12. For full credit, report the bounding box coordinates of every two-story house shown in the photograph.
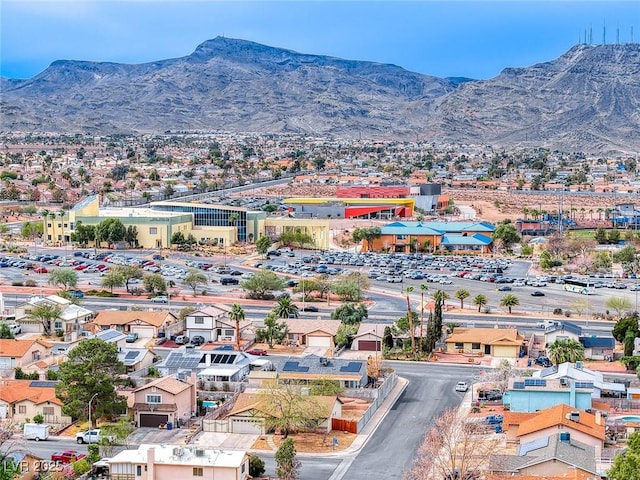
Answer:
[129,374,197,428]
[108,445,249,480]
[533,362,626,398]
[503,377,594,413]
[14,295,93,337]
[0,339,52,374]
[0,379,71,427]
[185,306,250,343]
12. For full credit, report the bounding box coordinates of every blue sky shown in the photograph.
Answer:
[1,1,639,79]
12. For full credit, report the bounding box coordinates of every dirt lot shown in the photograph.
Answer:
[251,430,357,453]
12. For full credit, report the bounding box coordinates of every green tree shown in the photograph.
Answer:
[241,270,285,299]
[383,325,394,349]
[331,272,368,302]
[113,265,144,293]
[27,303,62,336]
[0,457,21,480]
[331,303,368,325]
[499,293,520,314]
[48,268,78,290]
[352,226,382,251]
[547,338,585,365]
[613,313,640,343]
[608,228,621,245]
[96,218,126,245]
[613,244,636,263]
[100,419,134,455]
[335,323,358,348]
[608,431,640,480]
[454,289,470,309]
[21,221,43,241]
[101,271,125,293]
[70,221,96,247]
[594,226,608,244]
[248,455,266,479]
[143,273,166,294]
[262,383,324,440]
[258,312,288,348]
[273,297,299,319]
[309,378,344,396]
[229,304,245,352]
[606,296,633,318]
[0,324,14,339]
[473,294,488,312]
[492,221,520,250]
[256,235,272,255]
[183,269,208,296]
[170,231,186,246]
[56,339,126,427]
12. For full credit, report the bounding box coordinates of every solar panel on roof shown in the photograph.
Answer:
[125,351,138,360]
[518,436,549,456]
[29,381,57,388]
[283,361,299,372]
[340,362,362,373]
[297,366,309,372]
[513,382,526,389]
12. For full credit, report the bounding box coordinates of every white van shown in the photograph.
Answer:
[23,423,50,441]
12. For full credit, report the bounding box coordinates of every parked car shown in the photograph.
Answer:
[213,345,234,351]
[8,324,21,335]
[496,285,512,291]
[477,389,503,401]
[191,335,205,346]
[530,290,545,296]
[220,277,239,285]
[535,356,552,367]
[125,333,139,343]
[150,295,168,303]
[76,429,112,444]
[51,450,86,463]
[246,348,268,356]
[300,305,319,312]
[33,266,48,274]
[174,335,189,345]
[68,290,84,299]
[455,381,469,392]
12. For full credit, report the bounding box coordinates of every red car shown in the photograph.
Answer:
[74,264,88,271]
[246,348,268,356]
[34,267,48,274]
[51,450,86,463]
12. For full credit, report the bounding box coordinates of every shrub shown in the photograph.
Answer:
[564,311,571,317]
[55,329,64,338]
[72,458,91,476]
[87,444,100,464]
[248,455,266,478]
[553,308,563,315]
[32,413,44,424]
[25,279,37,287]
[11,281,23,287]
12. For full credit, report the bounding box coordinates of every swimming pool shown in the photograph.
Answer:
[617,416,640,423]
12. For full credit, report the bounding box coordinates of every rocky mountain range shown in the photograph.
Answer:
[2,37,639,153]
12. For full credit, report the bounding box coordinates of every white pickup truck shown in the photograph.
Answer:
[76,429,113,444]
[535,320,561,329]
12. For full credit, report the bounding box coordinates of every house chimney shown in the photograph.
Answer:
[559,432,570,443]
[147,447,155,479]
[595,411,602,425]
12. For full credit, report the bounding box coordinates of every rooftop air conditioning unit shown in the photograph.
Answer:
[173,447,183,457]
[195,449,205,457]
[320,357,329,366]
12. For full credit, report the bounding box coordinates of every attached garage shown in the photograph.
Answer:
[188,330,212,341]
[139,413,169,427]
[131,325,155,338]
[307,335,332,348]
[356,340,381,351]
[231,418,264,434]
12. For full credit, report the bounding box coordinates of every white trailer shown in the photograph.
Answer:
[23,423,50,441]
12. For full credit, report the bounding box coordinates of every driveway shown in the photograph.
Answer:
[127,427,193,445]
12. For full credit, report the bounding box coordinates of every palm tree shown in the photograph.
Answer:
[454,289,470,310]
[419,283,429,353]
[40,209,49,242]
[500,294,520,314]
[547,338,585,365]
[229,304,245,351]
[272,297,299,319]
[473,294,488,313]
[404,286,416,356]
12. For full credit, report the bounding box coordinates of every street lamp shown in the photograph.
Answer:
[88,392,99,427]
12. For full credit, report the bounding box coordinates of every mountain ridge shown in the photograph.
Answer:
[2,37,639,153]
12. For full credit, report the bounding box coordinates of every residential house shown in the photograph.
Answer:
[251,355,368,389]
[108,444,249,480]
[14,295,93,337]
[0,379,71,427]
[488,433,600,479]
[503,377,594,413]
[533,362,627,398]
[90,311,181,339]
[118,348,156,373]
[95,328,127,348]
[129,374,197,428]
[185,305,251,343]
[445,327,525,359]
[502,404,606,453]
[156,349,258,381]
[5,451,45,480]
[225,392,342,434]
[282,319,342,349]
[579,336,615,361]
[351,323,385,351]
[0,338,52,373]
[542,321,582,344]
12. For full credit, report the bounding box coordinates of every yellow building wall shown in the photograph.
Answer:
[187,226,237,247]
[264,218,330,249]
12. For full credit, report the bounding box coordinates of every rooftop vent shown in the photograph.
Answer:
[320,357,329,366]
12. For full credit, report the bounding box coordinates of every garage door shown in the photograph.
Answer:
[358,340,381,351]
[188,330,211,341]
[232,418,264,434]
[139,414,169,427]
[307,336,331,347]
[131,326,155,338]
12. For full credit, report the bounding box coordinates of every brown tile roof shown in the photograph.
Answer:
[446,327,524,346]
[92,311,176,328]
[133,375,192,395]
[0,339,52,358]
[502,411,537,429]
[283,319,342,336]
[0,379,62,406]
[516,404,605,441]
